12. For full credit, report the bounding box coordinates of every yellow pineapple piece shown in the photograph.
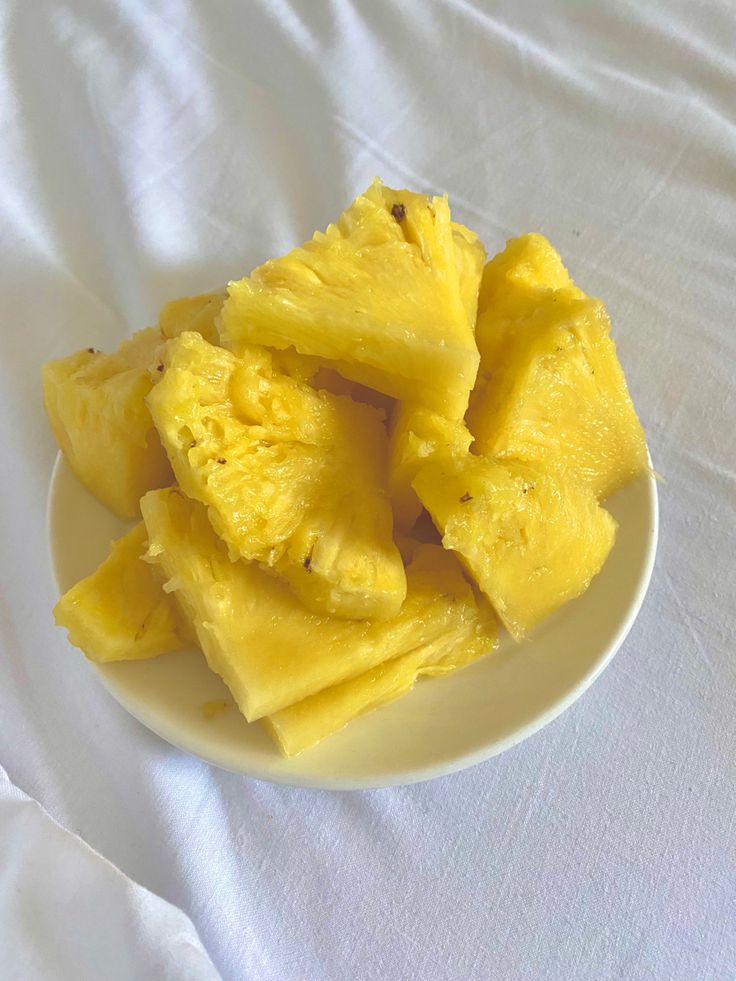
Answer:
[265,584,497,757]
[413,454,617,641]
[469,289,648,500]
[158,291,226,345]
[141,488,493,720]
[388,403,474,533]
[478,233,579,312]
[472,233,581,376]
[147,331,405,620]
[42,327,173,518]
[468,235,647,500]
[220,179,480,418]
[53,523,190,663]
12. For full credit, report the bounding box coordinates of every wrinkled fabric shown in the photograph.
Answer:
[0,765,220,981]
[1,1,734,979]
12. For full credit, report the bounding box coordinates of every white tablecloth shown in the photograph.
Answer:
[1,2,734,978]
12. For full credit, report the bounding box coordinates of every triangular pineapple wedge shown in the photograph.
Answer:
[53,523,190,663]
[413,454,617,641]
[388,403,474,533]
[220,179,480,418]
[265,581,496,757]
[468,235,648,500]
[43,327,172,518]
[478,232,580,311]
[141,488,493,720]
[146,331,406,620]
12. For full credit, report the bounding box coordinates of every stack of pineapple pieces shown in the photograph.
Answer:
[46,179,648,757]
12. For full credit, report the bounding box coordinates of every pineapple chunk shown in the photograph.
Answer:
[413,455,617,641]
[478,232,579,313]
[469,235,647,500]
[220,179,480,418]
[159,291,226,345]
[265,599,496,757]
[472,233,581,376]
[389,403,474,533]
[42,328,173,518]
[141,488,494,720]
[469,286,648,500]
[147,331,406,620]
[53,523,189,663]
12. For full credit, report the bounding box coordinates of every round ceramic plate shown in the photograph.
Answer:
[48,454,658,789]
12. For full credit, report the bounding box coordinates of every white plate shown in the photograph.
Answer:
[47,453,658,789]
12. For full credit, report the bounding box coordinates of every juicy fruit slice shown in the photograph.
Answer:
[159,291,226,345]
[468,287,648,500]
[468,234,647,500]
[413,455,617,641]
[265,604,496,757]
[473,233,581,374]
[147,331,405,620]
[141,488,494,720]
[478,233,578,311]
[43,328,173,518]
[389,403,473,533]
[53,523,189,663]
[220,178,480,418]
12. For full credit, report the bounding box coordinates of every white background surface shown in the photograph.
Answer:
[1,1,734,978]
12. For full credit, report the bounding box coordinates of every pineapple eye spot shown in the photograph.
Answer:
[391,203,406,223]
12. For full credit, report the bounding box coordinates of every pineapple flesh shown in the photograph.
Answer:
[141,487,495,721]
[53,523,190,663]
[413,454,617,641]
[43,327,173,518]
[265,589,497,757]
[468,235,648,500]
[477,232,580,316]
[147,331,406,620]
[220,179,480,418]
[388,403,474,534]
